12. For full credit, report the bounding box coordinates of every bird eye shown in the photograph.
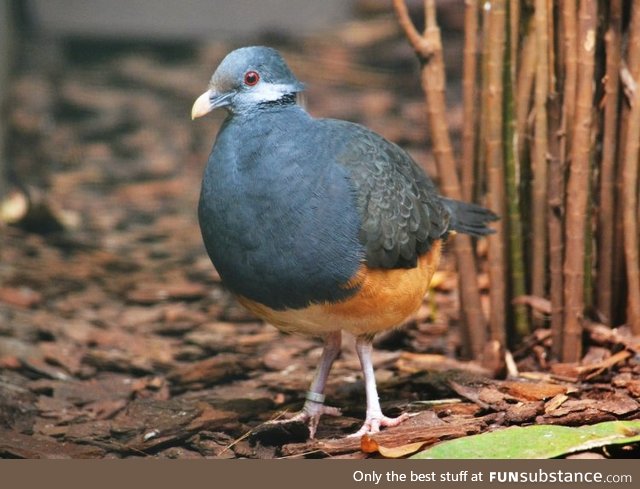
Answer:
[243,71,260,86]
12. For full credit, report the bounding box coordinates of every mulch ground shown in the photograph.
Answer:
[1,13,639,459]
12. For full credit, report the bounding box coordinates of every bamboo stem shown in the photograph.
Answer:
[504,0,529,338]
[461,0,479,202]
[509,0,520,67]
[393,0,489,358]
[562,0,597,362]
[558,6,577,337]
[476,3,491,202]
[547,0,565,360]
[484,0,507,345]
[532,0,550,319]
[562,0,578,155]
[546,0,555,93]
[596,0,622,325]
[516,17,537,168]
[548,92,564,359]
[622,1,640,334]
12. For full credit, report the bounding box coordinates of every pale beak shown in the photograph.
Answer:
[191,89,235,119]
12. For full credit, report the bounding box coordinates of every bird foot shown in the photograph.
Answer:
[348,412,410,438]
[268,401,341,439]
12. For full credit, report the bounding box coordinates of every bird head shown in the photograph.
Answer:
[191,46,305,119]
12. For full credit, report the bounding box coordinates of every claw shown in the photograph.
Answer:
[348,412,409,438]
[267,401,341,439]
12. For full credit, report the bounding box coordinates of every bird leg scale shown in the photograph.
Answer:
[269,331,342,439]
[348,336,409,438]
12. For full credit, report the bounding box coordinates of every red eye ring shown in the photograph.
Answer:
[244,71,260,86]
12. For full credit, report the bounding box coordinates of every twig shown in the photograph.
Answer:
[392,0,434,60]
[504,350,519,379]
[219,410,289,455]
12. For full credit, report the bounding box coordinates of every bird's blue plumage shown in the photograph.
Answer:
[198,105,364,310]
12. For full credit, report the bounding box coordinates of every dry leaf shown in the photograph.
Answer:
[545,394,569,414]
[502,381,567,401]
[360,434,427,458]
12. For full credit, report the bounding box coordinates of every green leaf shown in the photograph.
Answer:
[411,421,640,459]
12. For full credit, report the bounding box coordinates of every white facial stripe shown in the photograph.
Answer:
[243,83,294,103]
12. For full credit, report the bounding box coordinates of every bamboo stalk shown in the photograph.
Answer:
[562,0,597,362]
[476,2,491,203]
[622,138,640,330]
[460,1,481,352]
[558,6,577,337]
[531,0,549,320]
[546,0,563,360]
[612,53,632,326]
[509,0,520,66]
[516,17,537,167]
[561,0,578,154]
[548,92,564,359]
[596,0,622,324]
[622,1,640,334]
[504,0,529,338]
[546,0,555,93]
[484,0,507,345]
[582,136,596,313]
[393,0,489,358]
[461,0,479,202]
[554,0,565,87]
[547,0,565,359]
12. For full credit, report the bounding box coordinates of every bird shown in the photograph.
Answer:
[191,46,497,439]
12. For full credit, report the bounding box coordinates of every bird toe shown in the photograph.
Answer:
[267,402,342,439]
[303,403,342,439]
[348,412,410,438]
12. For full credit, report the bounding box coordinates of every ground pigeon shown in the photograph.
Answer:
[191,46,497,438]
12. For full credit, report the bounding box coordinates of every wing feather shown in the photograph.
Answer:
[334,121,450,269]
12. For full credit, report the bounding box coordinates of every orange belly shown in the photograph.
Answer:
[237,240,442,336]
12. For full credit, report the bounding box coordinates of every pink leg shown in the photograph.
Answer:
[271,331,342,438]
[348,336,409,438]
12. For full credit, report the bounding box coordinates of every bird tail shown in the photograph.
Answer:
[440,197,499,237]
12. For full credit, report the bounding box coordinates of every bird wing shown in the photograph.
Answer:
[332,121,451,269]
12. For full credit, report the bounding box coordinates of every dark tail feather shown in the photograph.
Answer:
[441,197,499,237]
